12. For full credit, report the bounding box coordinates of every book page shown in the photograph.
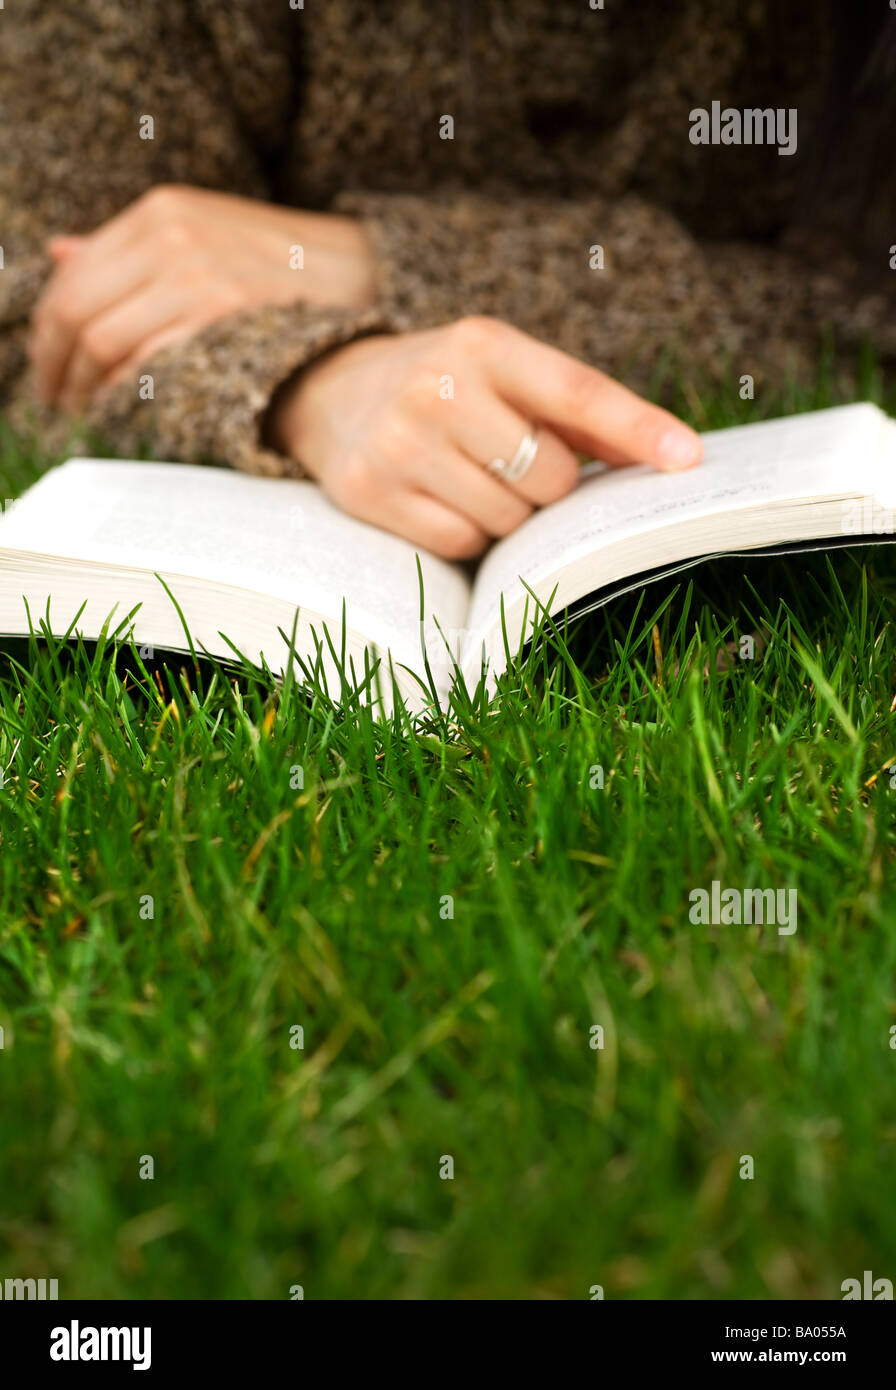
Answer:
[0,459,471,671]
[466,403,888,652]
[876,419,896,505]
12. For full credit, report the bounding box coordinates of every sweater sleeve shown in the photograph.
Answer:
[0,1,397,477]
[334,188,896,397]
[4,274,395,483]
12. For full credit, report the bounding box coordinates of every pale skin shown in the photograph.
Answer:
[28,184,703,559]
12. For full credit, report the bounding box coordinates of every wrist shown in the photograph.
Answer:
[264,372,305,457]
[263,332,392,460]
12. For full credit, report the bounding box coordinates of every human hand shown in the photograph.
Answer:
[268,316,702,559]
[27,184,375,412]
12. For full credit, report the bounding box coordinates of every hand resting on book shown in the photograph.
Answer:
[266,316,703,559]
[25,183,701,562]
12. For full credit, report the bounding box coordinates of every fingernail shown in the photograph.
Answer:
[656,428,701,470]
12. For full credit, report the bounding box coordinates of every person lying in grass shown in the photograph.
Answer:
[2,1,893,560]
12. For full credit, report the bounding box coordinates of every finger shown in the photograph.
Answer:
[31,195,162,399]
[327,476,489,560]
[387,490,490,559]
[409,444,533,537]
[93,321,196,405]
[446,386,580,506]
[477,320,702,472]
[50,194,151,271]
[30,246,154,404]
[57,282,193,411]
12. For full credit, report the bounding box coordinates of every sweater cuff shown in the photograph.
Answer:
[333,189,484,325]
[82,302,397,477]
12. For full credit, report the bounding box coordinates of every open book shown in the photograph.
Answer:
[1,402,894,712]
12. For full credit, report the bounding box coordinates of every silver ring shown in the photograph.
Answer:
[487,430,539,484]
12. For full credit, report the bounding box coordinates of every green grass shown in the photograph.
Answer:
[1,355,895,1300]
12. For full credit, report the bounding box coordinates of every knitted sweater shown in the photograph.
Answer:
[1,0,893,476]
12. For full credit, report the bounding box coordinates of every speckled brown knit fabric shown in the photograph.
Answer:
[1,0,893,475]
